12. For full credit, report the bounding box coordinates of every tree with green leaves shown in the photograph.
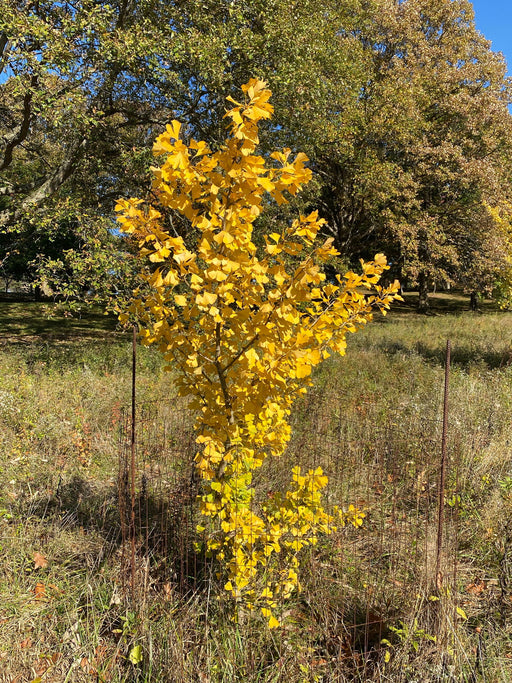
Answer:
[0,0,367,300]
[2,0,511,311]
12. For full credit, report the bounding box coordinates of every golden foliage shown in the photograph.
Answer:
[117,79,401,626]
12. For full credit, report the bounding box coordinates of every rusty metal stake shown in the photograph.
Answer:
[436,339,451,587]
[130,325,137,597]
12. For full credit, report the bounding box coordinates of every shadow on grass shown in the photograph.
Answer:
[393,291,499,315]
[376,339,512,370]
[17,473,208,593]
[0,299,121,343]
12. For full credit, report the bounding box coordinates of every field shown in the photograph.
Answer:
[1,293,512,682]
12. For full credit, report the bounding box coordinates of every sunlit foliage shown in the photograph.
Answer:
[117,80,400,625]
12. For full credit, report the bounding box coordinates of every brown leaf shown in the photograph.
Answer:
[466,580,487,595]
[311,658,328,667]
[80,657,96,674]
[33,552,48,570]
[34,582,46,600]
[35,659,50,676]
[93,645,108,665]
[19,637,32,649]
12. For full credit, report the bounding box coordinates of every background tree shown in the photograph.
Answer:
[309,0,512,310]
[2,0,512,309]
[0,0,390,300]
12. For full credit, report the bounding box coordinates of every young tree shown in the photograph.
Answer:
[117,79,401,625]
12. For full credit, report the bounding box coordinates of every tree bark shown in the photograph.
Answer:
[0,77,36,171]
[0,33,10,75]
[418,271,429,313]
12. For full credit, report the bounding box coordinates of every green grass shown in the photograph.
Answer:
[0,299,119,341]
[1,293,512,681]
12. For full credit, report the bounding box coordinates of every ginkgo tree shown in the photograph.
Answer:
[117,79,401,627]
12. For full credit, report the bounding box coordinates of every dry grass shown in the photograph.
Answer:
[1,294,512,681]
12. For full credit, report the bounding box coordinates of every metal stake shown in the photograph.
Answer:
[436,339,451,587]
[130,325,137,597]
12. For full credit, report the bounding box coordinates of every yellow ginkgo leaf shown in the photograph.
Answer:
[268,615,280,629]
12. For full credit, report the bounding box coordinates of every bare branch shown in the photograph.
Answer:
[0,32,10,75]
[0,75,37,172]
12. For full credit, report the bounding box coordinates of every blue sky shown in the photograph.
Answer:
[471,0,512,75]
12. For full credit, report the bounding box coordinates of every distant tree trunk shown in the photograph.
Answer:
[418,272,429,313]
[470,291,478,311]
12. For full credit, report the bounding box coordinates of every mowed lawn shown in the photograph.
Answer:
[0,299,119,342]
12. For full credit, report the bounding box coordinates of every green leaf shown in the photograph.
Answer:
[129,644,143,665]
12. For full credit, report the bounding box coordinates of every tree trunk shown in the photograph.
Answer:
[418,272,429,313]
[470,291,478,312]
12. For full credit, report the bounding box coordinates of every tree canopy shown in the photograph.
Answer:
[1,0,512,309]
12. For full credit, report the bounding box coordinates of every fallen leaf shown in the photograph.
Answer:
[19,637,32,649]
[93,645,108,665]
[466,580,486,595]
[80,657,95,673]
[311,658,328,667]
[456,606,468,621]
[34,582,46,600]
[129,644,143,665]
[34,661,48,676]
[33,553,48,570]
[62,622,80,646]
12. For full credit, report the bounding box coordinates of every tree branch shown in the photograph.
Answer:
[0,32,10,75]
[222,333,259,374]
[0,75,37,172]
[20,137,87,210]
[116,0,136,29]
[214,321,234,425]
